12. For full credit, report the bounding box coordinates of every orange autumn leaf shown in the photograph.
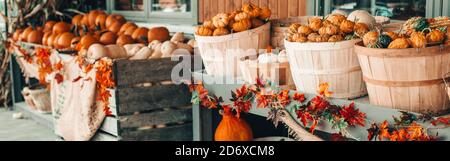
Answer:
[54,61,64,71]
[95,58,115,116]
[379,121,390,140]
[318,83,333,97]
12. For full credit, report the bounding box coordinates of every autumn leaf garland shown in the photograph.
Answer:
[190,79,367,139]
[190,79,449,141]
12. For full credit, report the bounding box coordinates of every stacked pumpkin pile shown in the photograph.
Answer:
[195,3,271,36]
[286,11,376,43]
[362,16,450,49]
[12,10,195,60]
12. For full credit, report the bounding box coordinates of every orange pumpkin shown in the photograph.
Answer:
[43,21,56,33]
[242,3,261,18]
[108,21,124,34]
[12,29,23,41]
[88,10,106,28]
[20,26,33,42]
[214,106,253,141]
[340,19,355,34]
[100,31,118,45]
[27,30,44,44]
[95,13,108,30]
[427,29,445,43]
[410,31,427,48]
[80,34,99,50]
[203,20,216,30]
[119,22,137,35]
[106,14,126,28]
[195,26,213,36]
[123,26,138,36]
[53,22,71,35]
[53,34,63,49]
[132,27,149,43]
[258,7,271,20]
[148,27,170,42]
[80,14,90,27]
[42,32,52,46]
[57,32,76,49]
[116,35,135,46]
[47,33,59,48]
[213,27,230,36]
[232,19,252,32]
[72,14,84,27]
[234,12,251,22]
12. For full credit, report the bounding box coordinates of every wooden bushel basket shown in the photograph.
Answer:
[239,59,295,89]
[21,86,51,113]
[271,17,316,49]
[355,42,450,114]
[195,23,271,78]
[285,39,367,99]
[444,73,450,101]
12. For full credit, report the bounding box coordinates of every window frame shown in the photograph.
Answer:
[107,0,198,25]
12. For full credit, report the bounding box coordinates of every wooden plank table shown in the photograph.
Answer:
[192,71,450,141]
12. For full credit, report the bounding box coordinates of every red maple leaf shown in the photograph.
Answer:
[277,90,291,107]
[293,93,306,103]
[54,73,64,84]
[310,119,318,134]
[339,102,366,127]
[309,96,329,112]
[431,117,450,126]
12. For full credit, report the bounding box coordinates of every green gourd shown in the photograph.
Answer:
[414,17,429,32]
[378,35,392,48]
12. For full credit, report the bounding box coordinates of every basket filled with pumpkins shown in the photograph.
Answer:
[355,16,450,115]
[194,3,272,78]
[284,10,376,99]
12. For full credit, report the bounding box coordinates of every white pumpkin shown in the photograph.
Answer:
[124,44,146,57]
[347,10,376,27]
[105,45,128,59]
[130,47,153,60]
[170,32,185,43]
[175,42,193,54]
[149,43,163,59]
[161,41,177,58]
[87,44,108,60]
[148,40,162,49]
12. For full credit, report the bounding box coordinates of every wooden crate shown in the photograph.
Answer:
[53,57,195,141]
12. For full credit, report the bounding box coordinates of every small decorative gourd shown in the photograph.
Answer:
[354,23,370,37]
[340,19,355,34]
[328,35,344,42]
[195,26,213,36]
[363,31,379,48]
[232,19,252,32]
[213,27,230,36]
[409,31,427,48]
[292,33,307,42]
[378,34,393,48]
[259,7,271,20]
[298,25,313,35]
[235,12,251,22]
[388,38,410,49]
[309,18,323,32]
[327,14,347,26]
[242,3,261,18]
[212,13,230,28]
[426,29,445,43]
[203,20,216,30]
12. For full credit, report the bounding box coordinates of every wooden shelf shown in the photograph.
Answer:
[14,102,54,130]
